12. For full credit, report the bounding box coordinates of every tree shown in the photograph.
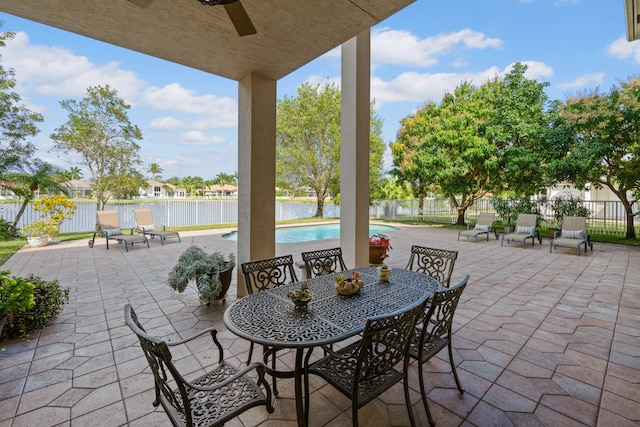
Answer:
[555,76,640,239]
[211,172,238,186]
[392,81,498,224]
[0,29,43,183]
[277,82,385,217]
[147,162,163,180]
[9,161,69,229]
[50,85,144,214]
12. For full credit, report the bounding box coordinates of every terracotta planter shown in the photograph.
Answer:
[369,245,387,265]
[199,264,234,305]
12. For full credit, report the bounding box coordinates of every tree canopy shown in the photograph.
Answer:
[50,85,145,213]
[276,82,385,217]
[553,76,640,239]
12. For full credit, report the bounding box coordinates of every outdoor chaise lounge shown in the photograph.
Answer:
[550,216,592,256]
[91,210,149,252]
[457,212,497,242]
[501,213,542,248]
[134,208,181,245]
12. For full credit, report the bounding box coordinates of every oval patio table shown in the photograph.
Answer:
[224,266,440,427]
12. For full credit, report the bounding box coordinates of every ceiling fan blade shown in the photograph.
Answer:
[224,1,257,36]
[127,0,155,8]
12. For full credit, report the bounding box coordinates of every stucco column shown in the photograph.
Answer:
[237,73,277,297]
[340,30,370,268]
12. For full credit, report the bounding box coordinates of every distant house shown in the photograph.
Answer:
[140,180,187,198]
[64,179,93,198]
[204,184,238,198]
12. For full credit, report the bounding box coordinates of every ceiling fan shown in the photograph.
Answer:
[126,0,257,37]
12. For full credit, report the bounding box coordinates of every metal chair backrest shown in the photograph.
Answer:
[355,294,429,384]
[241,255,299,294]
[405,245,458,287]
[418,275,469,351]
[301,247,347,278]
[124,304,209,427]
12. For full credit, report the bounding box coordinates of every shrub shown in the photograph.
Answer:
[0,270,36,323]
[1,274,69,340]
[0,219,18,240]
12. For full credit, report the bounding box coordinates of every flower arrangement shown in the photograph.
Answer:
[334,271,364,295]
[20,195,77,240]
[368,233,392,250]
[287,282,311,308]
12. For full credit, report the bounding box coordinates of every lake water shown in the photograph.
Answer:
[223,223,397,243]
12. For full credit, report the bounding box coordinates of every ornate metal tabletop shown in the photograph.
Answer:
[224,267,440,349]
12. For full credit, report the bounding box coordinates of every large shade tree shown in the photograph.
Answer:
[50,85,145,214]
[0,29,43,183]
[277,82,385,217]
[555,76,640,239]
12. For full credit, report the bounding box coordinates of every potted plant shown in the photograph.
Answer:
[20,195,77,246]
[369,233,392,265]
[167,245,236,304]
[377,263,391,282]
[334,271,364,295]
[545,193,590,238]
[287,282,312,310]
[0,270,36,336]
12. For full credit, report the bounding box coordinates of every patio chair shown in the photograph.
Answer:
[550,216,592,256]
[501,213,542,248]
[457,213,497,242]
[124,304,273,427]
[301,247,347,278]
[134,208,181,245]
[306,293,430,427]
[408,275,469,426]
[241,254,299,395]
[405,245,458,288]
[91,210,148,252]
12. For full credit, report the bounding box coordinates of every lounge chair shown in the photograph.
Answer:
[134,208,180,245]
[550,216,592,256]
[457,213,497,241]
[501,213,542,248]
[91,210,149,252]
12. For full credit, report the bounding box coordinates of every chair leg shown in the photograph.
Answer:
[448,341,464,394]
[246,342,254,365]
[418,362,436,427]
[403,374,418,427]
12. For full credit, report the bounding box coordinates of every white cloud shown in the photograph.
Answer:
[150,116,185,130]
[140,83,237,128]
[607,37,640,63]
[3,32,145,101]
[557,73,605,89]
[514,61,554,80]
[371,28,503,68]
[175,131,225,146]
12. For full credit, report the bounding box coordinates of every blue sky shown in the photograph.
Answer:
[1,1,639,180]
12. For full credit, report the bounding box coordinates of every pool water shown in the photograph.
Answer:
[223,223,397,243]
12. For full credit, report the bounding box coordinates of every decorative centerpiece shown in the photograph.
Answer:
[334,271,364,296]
[377,264,391,282]
[287,282,311,310]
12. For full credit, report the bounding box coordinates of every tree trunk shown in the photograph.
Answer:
[418,195,425,220]
[315,197,324,218]
[625,210,637,240]
[456,208,466,226]
[12,197,32,229]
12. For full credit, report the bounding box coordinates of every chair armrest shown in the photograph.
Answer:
[166,328,216,347]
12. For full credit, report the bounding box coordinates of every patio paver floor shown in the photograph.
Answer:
[1,224,638,426]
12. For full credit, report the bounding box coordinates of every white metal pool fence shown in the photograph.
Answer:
[1,198,638,236]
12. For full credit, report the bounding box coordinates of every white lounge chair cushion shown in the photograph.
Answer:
[142,224,156,231]
[106,228,122,236]
[562,229,584,239]
[516,226,534,234]
[474,224,490,231]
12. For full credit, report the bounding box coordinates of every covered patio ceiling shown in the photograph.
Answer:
[0,0,415,81]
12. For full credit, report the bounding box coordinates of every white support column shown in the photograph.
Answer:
[340,30,371,268]
[237,73,277,297]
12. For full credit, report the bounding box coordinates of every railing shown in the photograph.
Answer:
[2,198,637,236]
[370,198,640,236]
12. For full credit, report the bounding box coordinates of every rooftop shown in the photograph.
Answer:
[1,224,638,426]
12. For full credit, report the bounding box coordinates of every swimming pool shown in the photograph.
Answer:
[223,223,397,243]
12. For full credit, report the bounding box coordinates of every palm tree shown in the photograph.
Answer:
[147,163,163,180]
[10,161,69,229]
[67,166,83,180]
